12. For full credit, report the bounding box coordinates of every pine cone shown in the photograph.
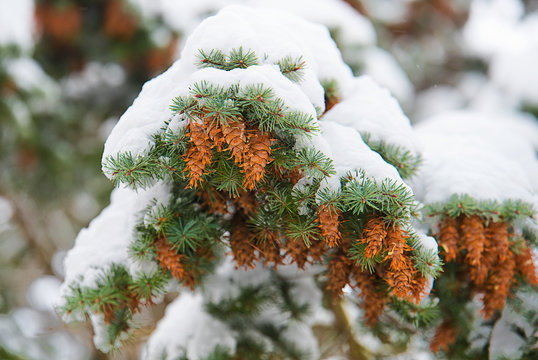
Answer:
[470,221,508,286]
[460,215,486,266]
[326,252,354,296]
[197,188,229,214]
[155,237,186,281]
[353,270,386,327]
[515,245,538,286]
[430,320,458,353]
[257,235,283,269]
[235,190,257,215]
[242,130,272,190]
[205,117,226,151]
[481,249,515,318]
[230,224,257,269]
[438,217,459,261]
[184,122,213,187]
[360,216,387,259]
[485,221,509,261]
[222,120,247,163]
[317,204,342,248]
[384,224,411,271]
[285,238,310,269]
[384,258,415,301]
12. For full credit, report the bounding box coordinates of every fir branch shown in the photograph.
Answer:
[389,298,441,328]
[204,97,242,127]
[412,247,443,279]
[276,55,306,82]
[189,80,226,99]
[423,194,535,222]
[280,111,319,135]
[285,216,320,247]
[170,95,198,116]
[206,285,269,320]
[165,215,220,253]
[361,133,421,179]
[378,178,416,220]
[130,231,157,261]
[321,79,340,112]
[236,84,274,111]
[210,157,243,197]
[202,346,235,360]
[342,172,382,215]
[197,49,227,69]
[225,47,259,70]
[291,178,320,206]
[130,272,168,303]
[293,147,335,179]
[103,152,164,188]
[247,209,282,240]
[347,242,383,273]
[255,97,286,133]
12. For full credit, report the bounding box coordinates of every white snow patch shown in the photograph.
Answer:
[490,41,538,104]
[359,47,414,107]
[413,110,538,205]
[249,0,376,46]
[0,0,35,50]
[463,0,527,58]
[58,182,171,309]
[323,75,419,156]
[26,276,62,313]
[317,121,411,194]
[143,293,236,360]
[178,5,354,91]
[102,61,190,163]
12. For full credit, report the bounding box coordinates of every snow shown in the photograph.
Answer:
[90,313,129,353]
[26,276,62,313]
[463,0,538,105]
[414,86,466,122]
[102,61,189,163]
[58,182,171,308]
[323,76,419,156]
[361,0,410,24]
[143,293,236,360]
[317,119,412,195]
[412,110,538,205]
[0,0,35,51]
[280,322,320,360]
[359,47,415,107]
[103,5,354,166]
[0,196,13,233]
[178,5,354,92]
[61,62,126,99]
[490,42,538,104]
[183,65,321,119]
[143,259,330,359]
[249,0,377,46]
[131,0,376,48]
[463,0,527,58]
[5,57,57,94]
[489,290,538,358]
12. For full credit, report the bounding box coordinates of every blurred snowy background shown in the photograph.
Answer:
[1,0,537,359]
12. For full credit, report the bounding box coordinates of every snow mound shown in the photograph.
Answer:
[413,110,538,205]
[58,182,171,308]
[103,5,353,167]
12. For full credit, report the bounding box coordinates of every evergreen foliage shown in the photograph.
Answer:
[51,3,538,359]
[62,45,442,355]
